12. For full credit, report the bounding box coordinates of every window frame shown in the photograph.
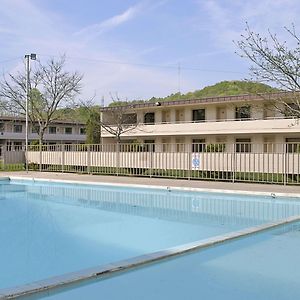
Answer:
[13,124,23,133]
[49,126,57,134]
[192,109,206,122]
[65,127,73,135]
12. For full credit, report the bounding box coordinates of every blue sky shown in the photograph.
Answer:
[0,0,300,104]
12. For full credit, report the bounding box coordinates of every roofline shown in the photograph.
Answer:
[0,115,86,125]
[100,91,298,112]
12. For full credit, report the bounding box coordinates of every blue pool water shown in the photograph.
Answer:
[41,221,300,300]
[1,179,300,292]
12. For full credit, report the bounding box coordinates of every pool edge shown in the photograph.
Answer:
[7,175,300,199]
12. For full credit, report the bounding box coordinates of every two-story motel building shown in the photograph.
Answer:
[0,116,86,150]
[100,92,300,152]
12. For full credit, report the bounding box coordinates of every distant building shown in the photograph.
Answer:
[0,116,86,150]
[100,92,300,152]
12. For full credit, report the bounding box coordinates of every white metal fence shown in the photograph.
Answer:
[26,142,300,185]
[0,146,25,171]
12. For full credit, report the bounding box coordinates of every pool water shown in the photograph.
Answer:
[1,180,300,290]
[41,221,300,300]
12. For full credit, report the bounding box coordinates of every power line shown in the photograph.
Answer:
[37,53,245,74]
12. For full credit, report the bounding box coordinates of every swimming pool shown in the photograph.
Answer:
[38,220,300,300]
[0,178,300,298]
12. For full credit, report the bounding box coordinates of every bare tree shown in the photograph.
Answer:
[81,94,140,144]
[0,56,83,144]
[235,23,300,117]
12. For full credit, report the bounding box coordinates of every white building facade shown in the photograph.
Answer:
[100,92,300,152]
[0,116,86,150]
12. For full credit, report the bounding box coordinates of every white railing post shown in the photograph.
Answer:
[87,144,91,174]
[39,144,42,172]
[116,143,120,176]
[188,144,191,180]
[283,143,287,185]
[232,143,236,183]
[61,144,65,173]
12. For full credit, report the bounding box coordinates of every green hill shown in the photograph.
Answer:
[63,80,279,117]
[148,80,280,103]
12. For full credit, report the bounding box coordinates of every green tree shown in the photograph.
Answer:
[86,109,101,144]
[0,56,83,144]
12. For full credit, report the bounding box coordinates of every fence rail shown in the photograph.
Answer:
[22,142,300,185]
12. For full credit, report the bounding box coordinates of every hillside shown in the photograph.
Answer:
[148,80,280,103]
[62,80,280,117]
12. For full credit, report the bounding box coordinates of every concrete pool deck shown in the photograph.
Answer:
[1,171,300,197]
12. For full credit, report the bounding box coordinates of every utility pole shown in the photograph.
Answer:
[24,53,36,173]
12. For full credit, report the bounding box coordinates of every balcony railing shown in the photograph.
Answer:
[102,115,298,127]
[0,132,86,141]
[101,117,300,137]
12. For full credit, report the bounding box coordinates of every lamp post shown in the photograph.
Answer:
[24,53,36,173]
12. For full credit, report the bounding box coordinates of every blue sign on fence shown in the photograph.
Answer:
[192,153,200,169]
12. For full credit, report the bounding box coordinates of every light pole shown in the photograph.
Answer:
[24,53,36,173]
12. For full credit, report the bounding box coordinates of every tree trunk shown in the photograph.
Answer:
[39,128,45,146]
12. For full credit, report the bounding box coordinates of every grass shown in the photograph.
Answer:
[0,162,25,171]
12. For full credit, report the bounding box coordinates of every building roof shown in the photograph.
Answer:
[100,91,296,112]
[0,115,85,125]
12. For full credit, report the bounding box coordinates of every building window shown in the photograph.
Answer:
[13,124,22,133]
[80,127,86,135]
[0,123,4,132]
[64,143,73,151]
[122,113,137,125]
[65,127,72,135]
[286,138,300,153]
[176,138,185,152]
[14,142,23,151]
[263,137,275,153]
[48,142,57,151]
[236,138,252,153]
[6,141,12,151]
[192,109,205,122]
[144,140,155,152]
[49,126,57,134]
[192,139,206,152]
[162,138,171,152]
[144,112,155,124]
[235,106,251,120]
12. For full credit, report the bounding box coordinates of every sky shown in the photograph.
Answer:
[0,0,300,104]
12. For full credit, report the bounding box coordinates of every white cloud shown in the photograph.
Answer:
[0,0,184,102]
[197,0,300,51]
[73,2,144,41]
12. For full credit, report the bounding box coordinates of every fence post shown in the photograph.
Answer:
[61,144,65,173]
[283,143,287,185]
[87,144,91,174]
[188,144,191,180]
[39,144,42,172]
[116,143,120,176]
[232,143,235,183]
